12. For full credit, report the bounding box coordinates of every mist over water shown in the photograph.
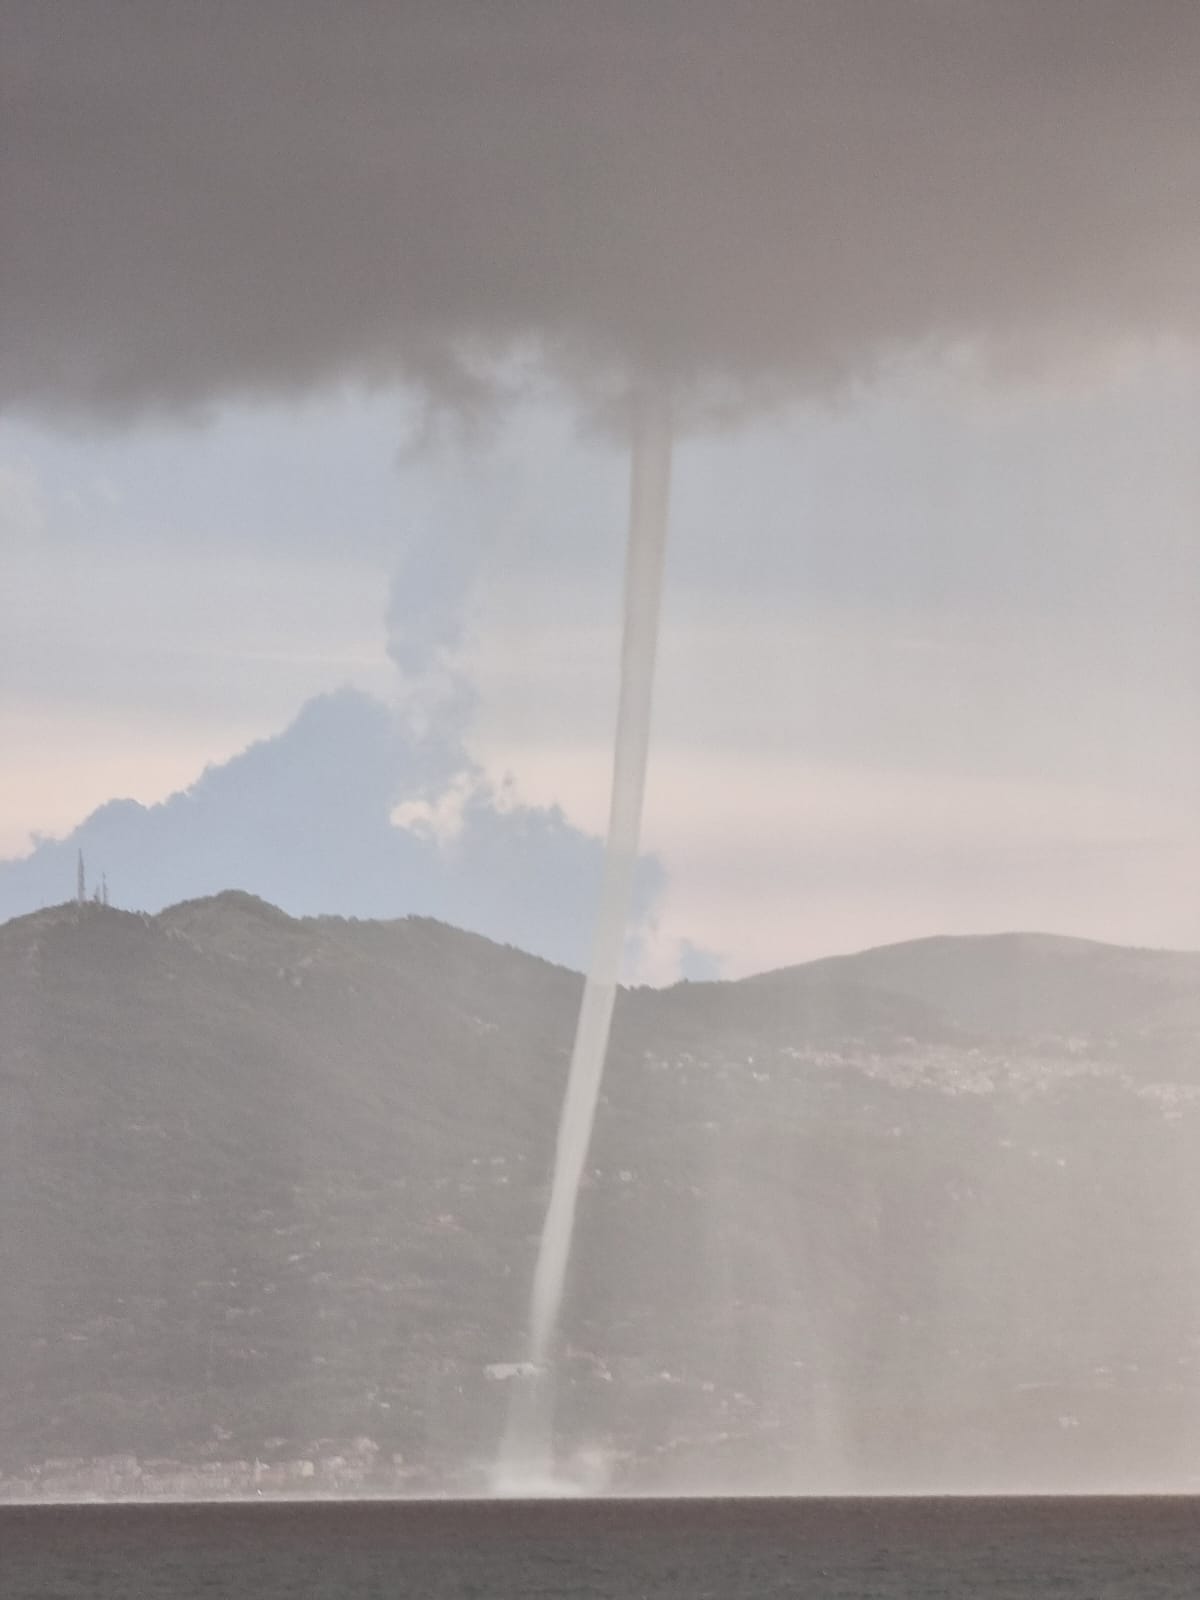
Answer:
[498,394,673,1488]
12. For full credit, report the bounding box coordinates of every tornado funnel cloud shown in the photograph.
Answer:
[500,391,673,1483]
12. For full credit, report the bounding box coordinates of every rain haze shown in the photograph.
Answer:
[2,0,1200,1509]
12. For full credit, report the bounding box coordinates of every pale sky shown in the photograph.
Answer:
[3,348,1198,978]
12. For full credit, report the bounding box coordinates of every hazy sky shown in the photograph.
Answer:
[2,3,1198,977]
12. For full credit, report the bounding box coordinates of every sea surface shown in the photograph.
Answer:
[2,1497,1198,1598]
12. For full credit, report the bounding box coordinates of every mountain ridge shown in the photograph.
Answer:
[10,888,1196,987]
[4,892,1200,1496]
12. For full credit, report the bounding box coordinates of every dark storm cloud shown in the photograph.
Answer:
[2,1,1197,421]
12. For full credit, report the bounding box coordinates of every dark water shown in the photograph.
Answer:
[2,1498,1199,1598]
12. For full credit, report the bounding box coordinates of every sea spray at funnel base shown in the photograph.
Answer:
[499,392,673,1485]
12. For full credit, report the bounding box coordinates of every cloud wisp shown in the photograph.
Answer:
[0,688,669,974]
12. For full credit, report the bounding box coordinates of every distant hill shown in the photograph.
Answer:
[4,896,1200,1496]
[764,930,1200,1038]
